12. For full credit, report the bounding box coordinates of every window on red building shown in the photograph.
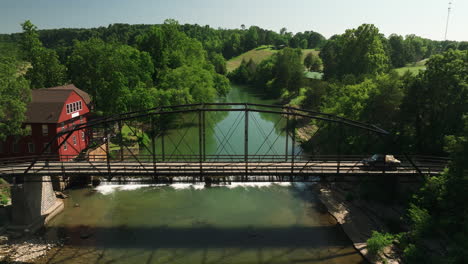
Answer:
[42,124,48,136]
[73,136,77,145]
[81,131,85,141]
[63,142,67,150]
[12,142,19,153]
[28,142,35,153]
[43,143,51,153]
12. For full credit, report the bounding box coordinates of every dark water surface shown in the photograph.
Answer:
[38,85,366,264]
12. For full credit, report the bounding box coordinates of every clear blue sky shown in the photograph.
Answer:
[1,0,467,41]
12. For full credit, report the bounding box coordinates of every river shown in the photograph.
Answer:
[38,84,366,264]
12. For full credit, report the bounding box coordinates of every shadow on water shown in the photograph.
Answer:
[36,225,368,264]
[44,225,353,249]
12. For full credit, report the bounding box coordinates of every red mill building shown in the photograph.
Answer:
[0,84,91,161]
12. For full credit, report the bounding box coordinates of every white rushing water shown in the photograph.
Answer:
[95,181,314,195]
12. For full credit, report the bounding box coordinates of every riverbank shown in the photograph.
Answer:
[0,228,64,263]
[312,182,403,264]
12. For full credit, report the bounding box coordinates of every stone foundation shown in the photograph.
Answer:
[9,175,64,233]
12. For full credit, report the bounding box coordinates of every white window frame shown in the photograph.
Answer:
[73,135,77,145]
[81,131,85,141]
[63,141,67,150]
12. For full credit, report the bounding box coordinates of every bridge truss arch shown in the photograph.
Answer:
[0,103,448,183]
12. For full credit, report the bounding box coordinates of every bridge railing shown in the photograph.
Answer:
[0,154,449,179]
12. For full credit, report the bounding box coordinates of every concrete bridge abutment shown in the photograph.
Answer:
[9,175,63,233]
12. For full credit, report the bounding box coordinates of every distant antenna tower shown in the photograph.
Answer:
[444,1,452,40]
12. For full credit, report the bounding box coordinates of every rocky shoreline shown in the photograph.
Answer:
[0,231,64,263]
[312,182,403,264]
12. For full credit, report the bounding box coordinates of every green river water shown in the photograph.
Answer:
[39,84,366,264]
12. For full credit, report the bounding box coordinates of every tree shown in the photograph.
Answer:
[68,38,154,114]
[20,20,66,88]
[320,24,390,80]
[159,65,218,103]
[0,56,31,141]
[244,26,259,50]
[388,34,406,67]
[400,49,468,154]
[208,52,227,75]
[304,52,323,72]
[271,48,304,94]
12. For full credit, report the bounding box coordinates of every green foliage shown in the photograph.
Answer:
[304,52,323,72]
[402,243,427,263]
[407,204,431,237]
[20,20,66,88]
[68,38,154,114]
[0,55,31,141]
[388,34,406,67]
[229,48,304,97]
[0,178,10,205]
[289,30,326,49]
[159,65,218,103]
[228,58,257,85]
[208,52,227,75]
[136,22,230,101]
[367,231,394,256]
[400,49,467,154]
[320,24,390,80]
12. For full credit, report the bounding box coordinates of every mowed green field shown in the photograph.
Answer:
[394,59,427,76]
[226,46,320,72]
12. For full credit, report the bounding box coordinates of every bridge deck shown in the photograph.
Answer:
[0,160,445,178]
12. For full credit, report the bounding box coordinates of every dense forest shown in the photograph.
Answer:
[0,20,467,263]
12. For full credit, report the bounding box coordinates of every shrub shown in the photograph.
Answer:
[0,194,8,205]
[367,231,394,256]
[407,203,431,237]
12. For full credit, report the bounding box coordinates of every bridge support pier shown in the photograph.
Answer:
[9,175,64,234]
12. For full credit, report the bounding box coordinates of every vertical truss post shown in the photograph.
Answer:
[105,123,111,179]
[199,109,203,180]
[151,115,157,178]
[285,108,289,162]
[160,117,165,162]
[202,109,206,161]
[291,114,296,175]
[337,123,343,174]
[118,121,124,161]
[244,105,249,180]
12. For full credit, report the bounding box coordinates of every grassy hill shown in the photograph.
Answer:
[394,59,427,76]
[226,46,320,72]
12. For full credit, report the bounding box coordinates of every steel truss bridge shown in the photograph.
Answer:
[0,103,448,183]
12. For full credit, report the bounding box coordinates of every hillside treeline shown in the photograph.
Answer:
[229,24,468,263]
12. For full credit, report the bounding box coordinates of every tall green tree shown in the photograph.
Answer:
[68,38,154,114]
[320,24,390,80]
[388,34,406,67]
[272,48,304,94]
[304,52,323,72]
[159,65,218,103]
[20,20,66,88]
[0,56,31,141]
[400,49,468,154]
